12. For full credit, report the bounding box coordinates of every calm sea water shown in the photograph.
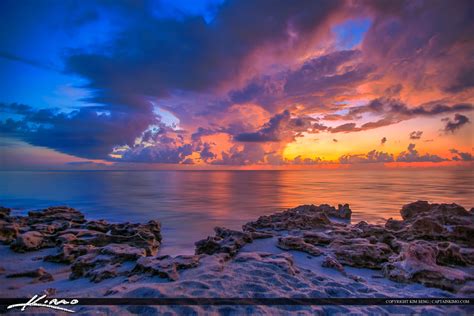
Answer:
[1,168,473,254]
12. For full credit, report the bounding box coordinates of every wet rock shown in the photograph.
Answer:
[28,206,85,224]
[195,227,252,257]
[134,255,200,281]
[85,220,110,233]
[384,201,474,247]
[277,236,322,256]
[0,207,11,219]
[10,231,53,252]
[7,267,54,283]
[100,243,147,260]
[385,218,405,231]
[400,201,432,220]
[0,221,20,244]
[70,252,113,280]
[45,243,96,264]
[243,205,332,231]
[303,231,332,245]
[321,256,345,273]
[330,238,393,269]
[383,240,472,292]
[436,242,468,266]
[248,231,274,239]
[57,233,77,244]
[323,204,352,219]
[105,220,162,256]
[87,263,121,282]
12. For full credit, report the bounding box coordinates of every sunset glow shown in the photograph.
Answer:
[0,0,472,169]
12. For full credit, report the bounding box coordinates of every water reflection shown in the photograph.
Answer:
[1,168,472,254]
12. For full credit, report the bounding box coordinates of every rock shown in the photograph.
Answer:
[330,238,393,269]
[436,242,467,266]
[435,241,474,267]
[86,220,110,233]
[57,233,77,244]
[249,231,274,239]
[106,220,162,256]
[195,227,252,257]
[0,207,11,219]
[87,263,121,283]
[70,252,113,280]
[303,231,332,245]
[45,243,96,264]
[382,240,472,292]
[321,204,352,219]
[321,256,345,273]
[0,221,20,244]
[277,236,322,256]
[133,255,200,281]
[100,243,147,260]
[400,201,432,220]
[7,267,54,283]
[28,206,85,224]
[10,231,53,252]
[243,204,332,231]
[385,218,405,231]
[409,217,445,239]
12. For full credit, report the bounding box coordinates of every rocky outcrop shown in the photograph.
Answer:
[0,207,11,219]
[321,256,345,273]
[382,240,472,292]
[330,237,393,269]
[243,204,334,232]
[241,201,473,292]
[394,201,474,245]
[0,206,163,282]
[277,236,322,256]
[1,201,472,294]
[6,267,54,283]
[10,231,54,252]
[195,227,271,257]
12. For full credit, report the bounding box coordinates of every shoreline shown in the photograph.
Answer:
[0,201,473,314]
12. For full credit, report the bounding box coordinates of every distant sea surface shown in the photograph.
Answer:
[1,168,473,255]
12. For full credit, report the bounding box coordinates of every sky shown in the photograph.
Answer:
[0,0,473,170]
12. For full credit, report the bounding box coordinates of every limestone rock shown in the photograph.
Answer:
[7,267,54,283]
[330,238,393,269]
[321,256,345,273]
[10,231,53,252]
[277,236,322,256]
[382,240,472,292]
[195,227,252,257]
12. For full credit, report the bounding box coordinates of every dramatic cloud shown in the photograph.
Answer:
[442,114,470,133]
[234,110,317,143]
[450,149,473,161]
[409,131,423,140]
[396,144,445,163]
[339,150,394,164]
[0,102,156,159]
[1,0,473,166]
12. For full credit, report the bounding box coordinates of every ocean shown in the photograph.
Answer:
[1,168,472,254]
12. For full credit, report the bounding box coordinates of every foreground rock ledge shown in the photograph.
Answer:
[0,201,473,293]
